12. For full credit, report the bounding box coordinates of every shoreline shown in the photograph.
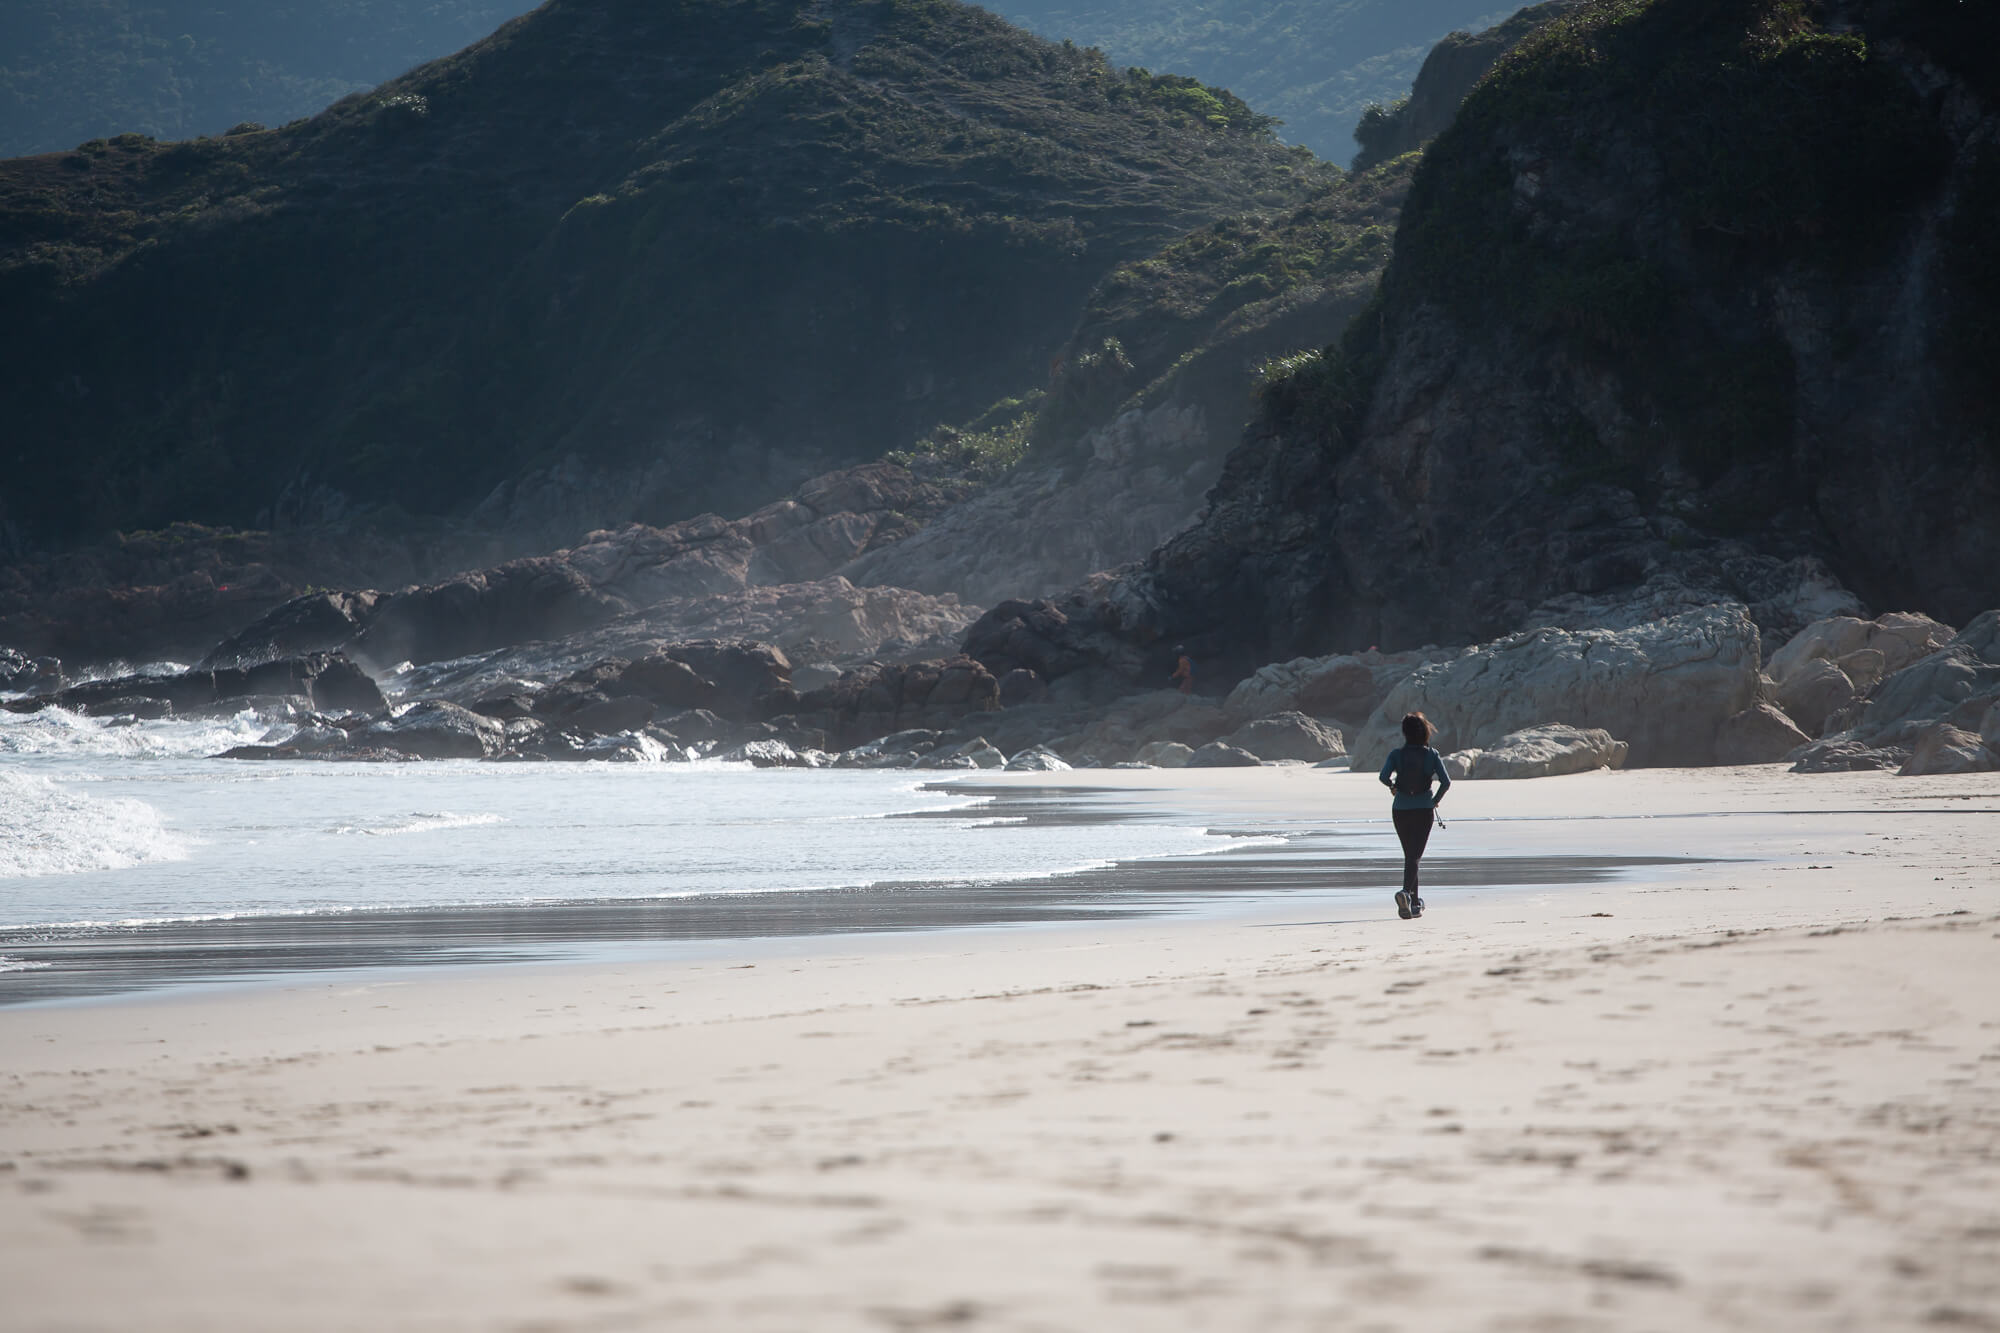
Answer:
[3,766,1997,1330]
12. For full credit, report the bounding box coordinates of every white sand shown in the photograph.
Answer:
[3,766,1998,1331]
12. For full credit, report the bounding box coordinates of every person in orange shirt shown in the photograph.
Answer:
[1169,646,1193,695]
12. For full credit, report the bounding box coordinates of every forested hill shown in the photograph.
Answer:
[3,0,1520,166]
[0,1,537,158]
[995,0,1521,158]
[0,0,1321,552]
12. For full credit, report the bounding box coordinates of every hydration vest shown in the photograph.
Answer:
[1394,744,1431,797]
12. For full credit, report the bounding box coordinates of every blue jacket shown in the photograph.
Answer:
[1379,744,1450,811]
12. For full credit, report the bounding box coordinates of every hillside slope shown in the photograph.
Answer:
[0,0,1315,553]
[1052,0,1999,679]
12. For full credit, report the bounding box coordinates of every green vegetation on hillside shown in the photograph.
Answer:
[996,0,1519,159]
[0,0,1317,549]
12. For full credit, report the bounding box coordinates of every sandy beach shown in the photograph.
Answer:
[4,765,1998,1331]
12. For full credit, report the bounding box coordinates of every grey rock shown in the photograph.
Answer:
[1766,613,1955,691]
[1223,711,1346,763]
[1449,724,1629,780]
[358,700,507,760]
[1187,741,1263,768]
[558,693,657,737]
[717,739,807,768]
[1134,740,1195,768]
[1900,724,1999,777]
[1350,605,1762,769]
[1003,746,1072,771]
[1773,658,1856,738]
[1788,738,1911,773]
[1845,611,2000,749]
[1714,704,1811,767]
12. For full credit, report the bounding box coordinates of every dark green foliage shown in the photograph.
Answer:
[995,0,1549,159]
[0,0,1317,547]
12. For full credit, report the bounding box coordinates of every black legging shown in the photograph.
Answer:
[1392,807,1434,897]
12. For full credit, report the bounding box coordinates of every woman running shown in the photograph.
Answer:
[1378,711,1450,919]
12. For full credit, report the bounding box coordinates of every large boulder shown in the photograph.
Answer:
[1446,724,1628,780]
[1134,740,1195,768]
[1714,703,1812,766]
[1844,612,2000,749]
[15,652,381,717]
[1765,612,1954,693]
[349,558,629,670]
[1187,741,1262,768]
[1773,657,1858,738]
[200,590,384,669]
[1350,605,1763,769]
[357,700,507,759]
[1223,712,1346,763]
[1004,745,1072,771]
[1900,723,1999,776]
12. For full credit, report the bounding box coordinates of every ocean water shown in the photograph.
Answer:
[0,703,1247,937]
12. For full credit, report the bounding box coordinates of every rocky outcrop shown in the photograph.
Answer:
[1221,712,1345,763]
[1351,0,1583,170]
[348,558,631,671]
[1221,647,1452,725]
[1900,724,1999,777]
[0,647,63,694]
[1764,612,1955,736]
[201,591,383,669]
[6,652,384,717]
[1790,611,2000,772]
[1445,724,1628,780]
[792,655,1001,750]
[1348,605,1762,769]
[357,701,507,760]
[1188,741,1262,768]
[1714,704,1812,767]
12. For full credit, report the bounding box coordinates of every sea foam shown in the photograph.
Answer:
[0,770,188,879]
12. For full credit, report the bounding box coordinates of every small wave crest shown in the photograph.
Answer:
[0,955,51,972]
[0,770,188,879]
[328,811,506,838]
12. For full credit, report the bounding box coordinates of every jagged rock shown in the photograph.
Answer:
[215,744,303,760]
[1788,738,1911,773]
[349,558,630,671]
[1900,723,1999,776]
[1447,724,1628,780]
[796,656,999,749]
[919,738,1005,770]
[1134,740,1195,768]
[81,695,175,720]
[1004,745,1071,771]
[471,691,539,720]
[616,652,722,710]
[357,701,507,760]
[1187,741,1262,768]
[12,652,381,718]
[276,724,349,754]
[0,648,63,693]
[1350,605,1762,769]
[658,640,794,716]
[200,590,384,668]
[617,577,978,663]
[559,694,657,737]
[1774,658,1857,738]
[1766,612,1955,693]
[961,583,1156,693]
[1839,612,2000,750]
[717,739,808,768]
[309,656,387,713]
[1714,705,1811,766]
[1223,712,1345,763]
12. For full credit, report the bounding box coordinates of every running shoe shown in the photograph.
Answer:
[1394,890,1413,920]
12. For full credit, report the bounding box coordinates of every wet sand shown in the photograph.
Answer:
[2,765,1997,1330]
